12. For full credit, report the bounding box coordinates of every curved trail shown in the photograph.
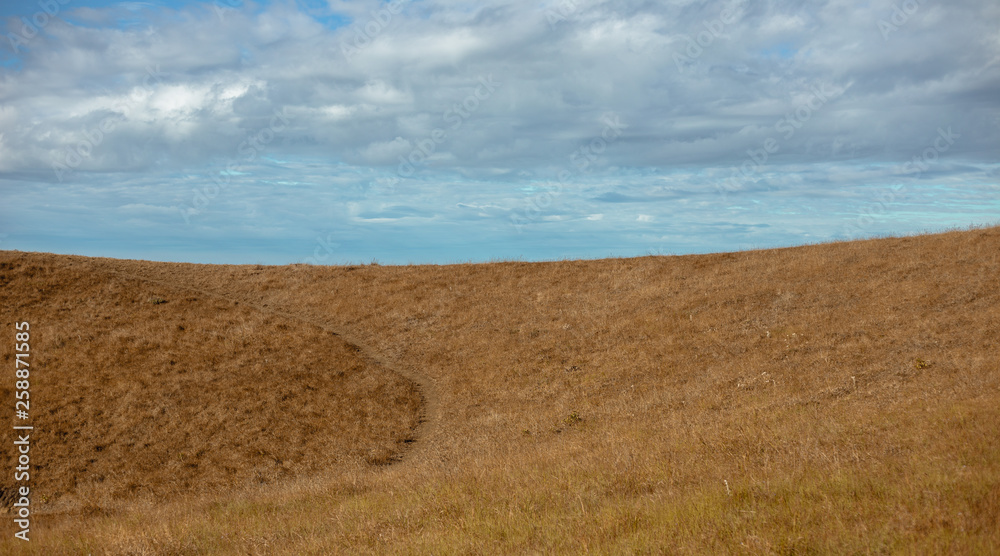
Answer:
[89,260,439,468]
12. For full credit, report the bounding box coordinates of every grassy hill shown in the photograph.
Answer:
[2,226,999,553]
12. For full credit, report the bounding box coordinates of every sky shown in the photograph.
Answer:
[0,0,998,265]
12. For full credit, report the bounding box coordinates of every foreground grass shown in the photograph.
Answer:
[19,386,1000,554]
[29,407,1000,554]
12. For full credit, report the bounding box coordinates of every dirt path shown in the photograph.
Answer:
[86,259,439,468]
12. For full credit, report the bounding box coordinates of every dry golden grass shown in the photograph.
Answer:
[1,226,999,554]
[0,256,422,517]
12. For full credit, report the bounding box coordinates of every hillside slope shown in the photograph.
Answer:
[2,227,999,554]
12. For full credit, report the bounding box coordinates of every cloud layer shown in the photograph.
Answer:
[1,0,998,263]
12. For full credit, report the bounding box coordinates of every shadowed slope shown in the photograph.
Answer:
[0,253,422,515]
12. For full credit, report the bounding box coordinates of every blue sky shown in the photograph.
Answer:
[1,0,998,265]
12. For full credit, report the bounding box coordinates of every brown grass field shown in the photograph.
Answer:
[1,226,999,554]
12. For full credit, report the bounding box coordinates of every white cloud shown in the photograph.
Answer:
[0,0,997,264]
[360,137,411,164]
